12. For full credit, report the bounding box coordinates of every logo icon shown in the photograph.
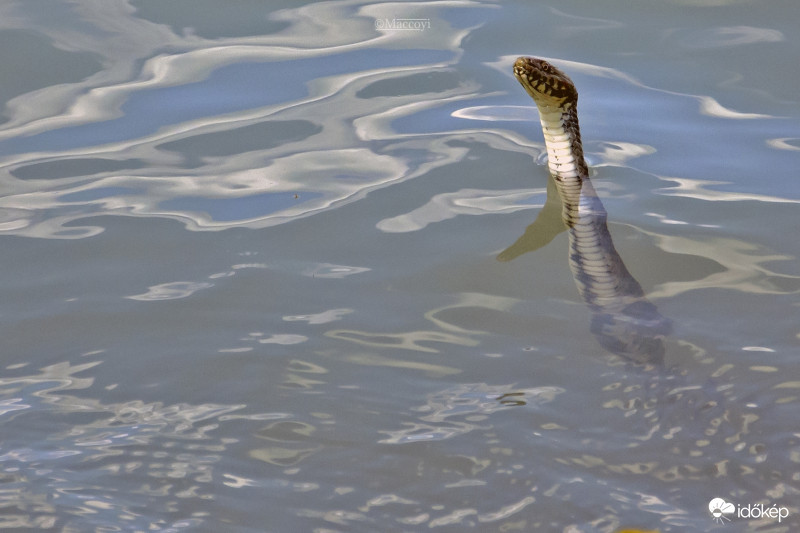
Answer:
[709,498,735,524]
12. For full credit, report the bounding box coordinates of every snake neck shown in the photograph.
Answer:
[536,103,588,183]
[536,102,591,232]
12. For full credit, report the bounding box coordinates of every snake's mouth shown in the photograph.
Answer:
[513,56,577,104]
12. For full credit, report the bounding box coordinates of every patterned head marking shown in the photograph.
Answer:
[513,56,578,107]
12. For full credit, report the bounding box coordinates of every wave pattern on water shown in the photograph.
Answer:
[0,358,282,531]
[1,1,800,532]
[3,1,796,241]
[0,1,484,238]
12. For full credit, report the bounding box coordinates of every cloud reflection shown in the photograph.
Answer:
[0,3,791,241]
[0,0,474,238]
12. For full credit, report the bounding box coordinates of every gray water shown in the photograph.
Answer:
[1,1,799,532]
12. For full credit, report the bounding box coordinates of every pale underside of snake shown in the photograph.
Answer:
[508,56,671,363]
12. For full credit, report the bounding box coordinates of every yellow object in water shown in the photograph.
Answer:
[617,530,659,533]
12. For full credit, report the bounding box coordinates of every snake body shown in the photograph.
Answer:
[512,56,670,362]
[505,59,778,522]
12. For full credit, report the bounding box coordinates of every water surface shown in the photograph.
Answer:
[1,1,799,531]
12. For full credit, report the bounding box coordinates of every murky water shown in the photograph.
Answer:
[1,1,798,531]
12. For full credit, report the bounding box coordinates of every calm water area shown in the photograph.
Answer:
[1,1,799,531]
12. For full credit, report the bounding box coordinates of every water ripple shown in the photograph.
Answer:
[380,383,563,444]
[0,0,477,238]
[0,358,274,530]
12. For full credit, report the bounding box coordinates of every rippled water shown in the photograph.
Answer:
[1,1,799,531]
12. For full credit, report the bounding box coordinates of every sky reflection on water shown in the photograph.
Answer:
[1,0,799,531]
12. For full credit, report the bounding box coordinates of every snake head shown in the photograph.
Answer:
[513,56,578,107]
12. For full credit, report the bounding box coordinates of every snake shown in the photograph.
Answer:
[510,56,670,363]
[507,59,786,525]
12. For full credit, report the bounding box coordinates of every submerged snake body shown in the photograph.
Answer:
[513,57,669,362]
